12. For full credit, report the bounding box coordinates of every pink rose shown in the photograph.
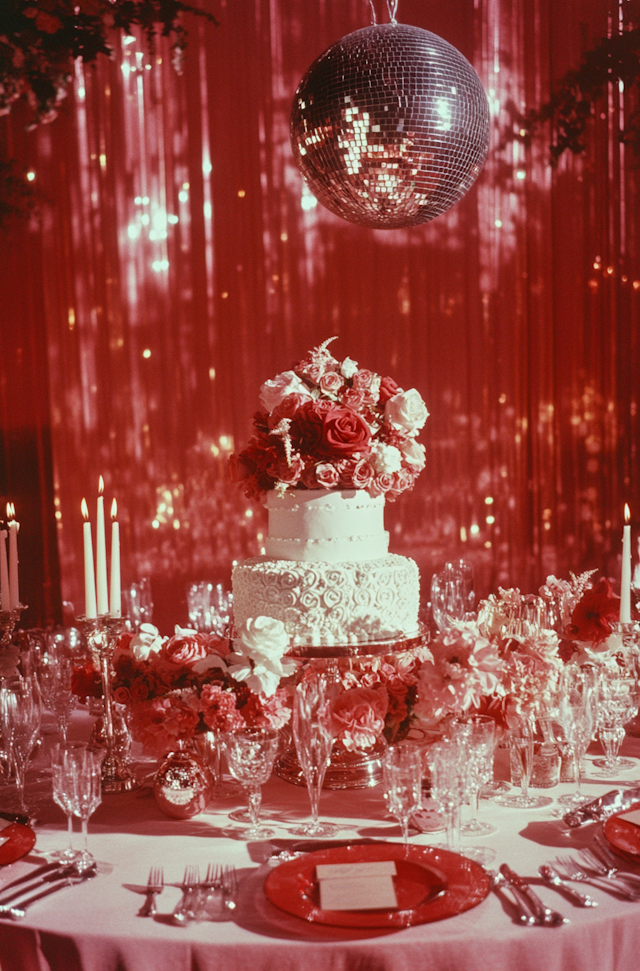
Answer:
[370,472,395,495]
[319,370,344,394]
[163,632,209,667]
[321,408,371,455]
[200,683,244,732]
[340,387,366,410]
[352,369,375,390]
[277,453,305,486]
[268,392,309,426]
[301,463,319,489]
[315,462,340,489]
[331,686,388,752]
[337,458,374,490]
[379,376,401,404]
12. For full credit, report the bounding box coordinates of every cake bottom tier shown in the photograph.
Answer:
[232,553,420,647]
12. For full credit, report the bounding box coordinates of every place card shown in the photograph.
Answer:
[319,874,398,911]
[316,860,397,880]
[618,809,640,827]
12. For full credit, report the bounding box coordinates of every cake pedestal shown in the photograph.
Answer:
[274,628,428,790]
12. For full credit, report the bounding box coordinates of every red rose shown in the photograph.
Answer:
[130,679,150,702]
[319,370,344,394]
[113,685,132,705]
[163,633,209,667]
[291,400,324,453]
[277,453,305,485]
[321,408,371,455]
[316,462,340,489]
[340,387,366,410]
[72,664,102,703]
[566,577,621,643]
[378,376,401,404]
[301,463,319,489]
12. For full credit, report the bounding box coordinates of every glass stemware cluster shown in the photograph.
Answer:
[0,675,41,811]
[51,742,102,863]
[556,665,599,806]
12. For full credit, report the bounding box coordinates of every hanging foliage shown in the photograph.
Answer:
[0,0,218,128]
[522,25,640,161]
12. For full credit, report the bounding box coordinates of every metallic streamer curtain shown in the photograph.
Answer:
[1,0,637,630]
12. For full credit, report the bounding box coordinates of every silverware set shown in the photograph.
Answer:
[135,864,239,924]
[490,838,640,926]
[0,860,98,920]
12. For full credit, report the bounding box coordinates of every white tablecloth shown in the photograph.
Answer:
[2,713,640,971]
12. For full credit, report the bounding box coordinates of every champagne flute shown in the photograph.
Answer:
[39,655,77,742]
[51,742,86,862]
[557,664,599,806]
[222,728,280,839]
[496,729,551,809]
[382,741,422,848]
[450,715,496,834]
[0,677,42,812]
[428,739,466,853]
[290,676,338,838]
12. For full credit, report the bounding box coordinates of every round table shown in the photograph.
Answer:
[2,712,640,971]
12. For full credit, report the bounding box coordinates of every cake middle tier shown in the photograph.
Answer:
[232,553,420,646]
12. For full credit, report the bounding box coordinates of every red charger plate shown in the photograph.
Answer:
[0,822,36,866]
[603,802,640,863]
[264,842,490,929]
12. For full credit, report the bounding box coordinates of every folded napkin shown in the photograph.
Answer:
[563,786,640,828]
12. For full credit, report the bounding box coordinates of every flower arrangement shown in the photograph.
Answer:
[229,337,429,502]
[107,619,294,757]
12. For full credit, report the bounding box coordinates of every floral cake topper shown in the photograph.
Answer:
[230,337,429,501]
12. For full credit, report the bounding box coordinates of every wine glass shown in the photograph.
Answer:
[382,741,422,849]
[222,728,280,839]
[430,573,466,630]
[0,676,42,812]
[50,742,86,862]
[557,664,599,806]
[450,715,496,834]
[53,744,103,866]
[593,672,639,775]
[290,677,338,838]
[38,654,77,742]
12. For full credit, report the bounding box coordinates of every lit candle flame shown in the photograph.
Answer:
[81,498,89,520]
[111,498,117,519]
[6,502,15,520]
[98,475,105,496]
[625,503,631,524]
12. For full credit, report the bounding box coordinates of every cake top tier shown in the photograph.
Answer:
[230,337,429,503]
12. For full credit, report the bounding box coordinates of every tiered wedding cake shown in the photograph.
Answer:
[230,338,428,650]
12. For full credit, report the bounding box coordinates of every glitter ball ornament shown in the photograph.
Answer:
[290,23,490,229]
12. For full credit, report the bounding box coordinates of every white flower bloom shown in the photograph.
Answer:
[400,438,426,469]
[259,371,313,413]
[370,441,403,474]
[228,616,295,696]
[129,623,165,661]
[340,357,359,379]
[385,389,429,434]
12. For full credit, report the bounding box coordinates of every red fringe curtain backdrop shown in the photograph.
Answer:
[0,0,638,629]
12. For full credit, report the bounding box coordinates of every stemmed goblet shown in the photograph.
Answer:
[290,676,339,838]
[38,654,77,742]
[0,676,42,812]
[593,672,639,775]
[222,727,280,840]
[557,664,599,806]
[382,741,422,849]
[496,728,551,809]
[51,742,85,862]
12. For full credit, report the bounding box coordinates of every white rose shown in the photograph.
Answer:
[237,616,290,664]
[129,623,165,661]
[370,441,403,474]
[400,438,426,469]
[385,389,429,433]
[228,616,296,696]
[259,371,313,413]
[340,357,359,379]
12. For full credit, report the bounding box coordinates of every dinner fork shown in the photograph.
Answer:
[223,865,239,912]
[197,864,223,921]
[554,856,640,900]
[172,866,200,926]
[579,848,640,889]
[591,838,640,882]
[138,865,164,917]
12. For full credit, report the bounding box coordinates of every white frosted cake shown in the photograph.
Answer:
[232,489,420,646]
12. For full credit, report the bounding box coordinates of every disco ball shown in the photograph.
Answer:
[290,23,490,229]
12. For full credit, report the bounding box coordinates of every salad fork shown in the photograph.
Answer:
[138,865,164,917]
[554,856,640,900]
[223,865,239,911]
[172,866,200,925]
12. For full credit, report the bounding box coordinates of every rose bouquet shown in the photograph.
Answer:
[109,619,295,757]
[229,337,429,501]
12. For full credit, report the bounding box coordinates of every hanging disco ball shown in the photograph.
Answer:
[290,23,490,229]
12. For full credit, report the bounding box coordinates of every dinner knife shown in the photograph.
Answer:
[499,864,569,926]
[0,862,71,903]
[0,864,98,920]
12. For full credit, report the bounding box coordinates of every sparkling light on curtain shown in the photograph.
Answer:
[1,0,638,631]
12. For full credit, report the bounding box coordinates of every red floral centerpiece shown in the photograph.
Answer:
[229,337,429,501]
